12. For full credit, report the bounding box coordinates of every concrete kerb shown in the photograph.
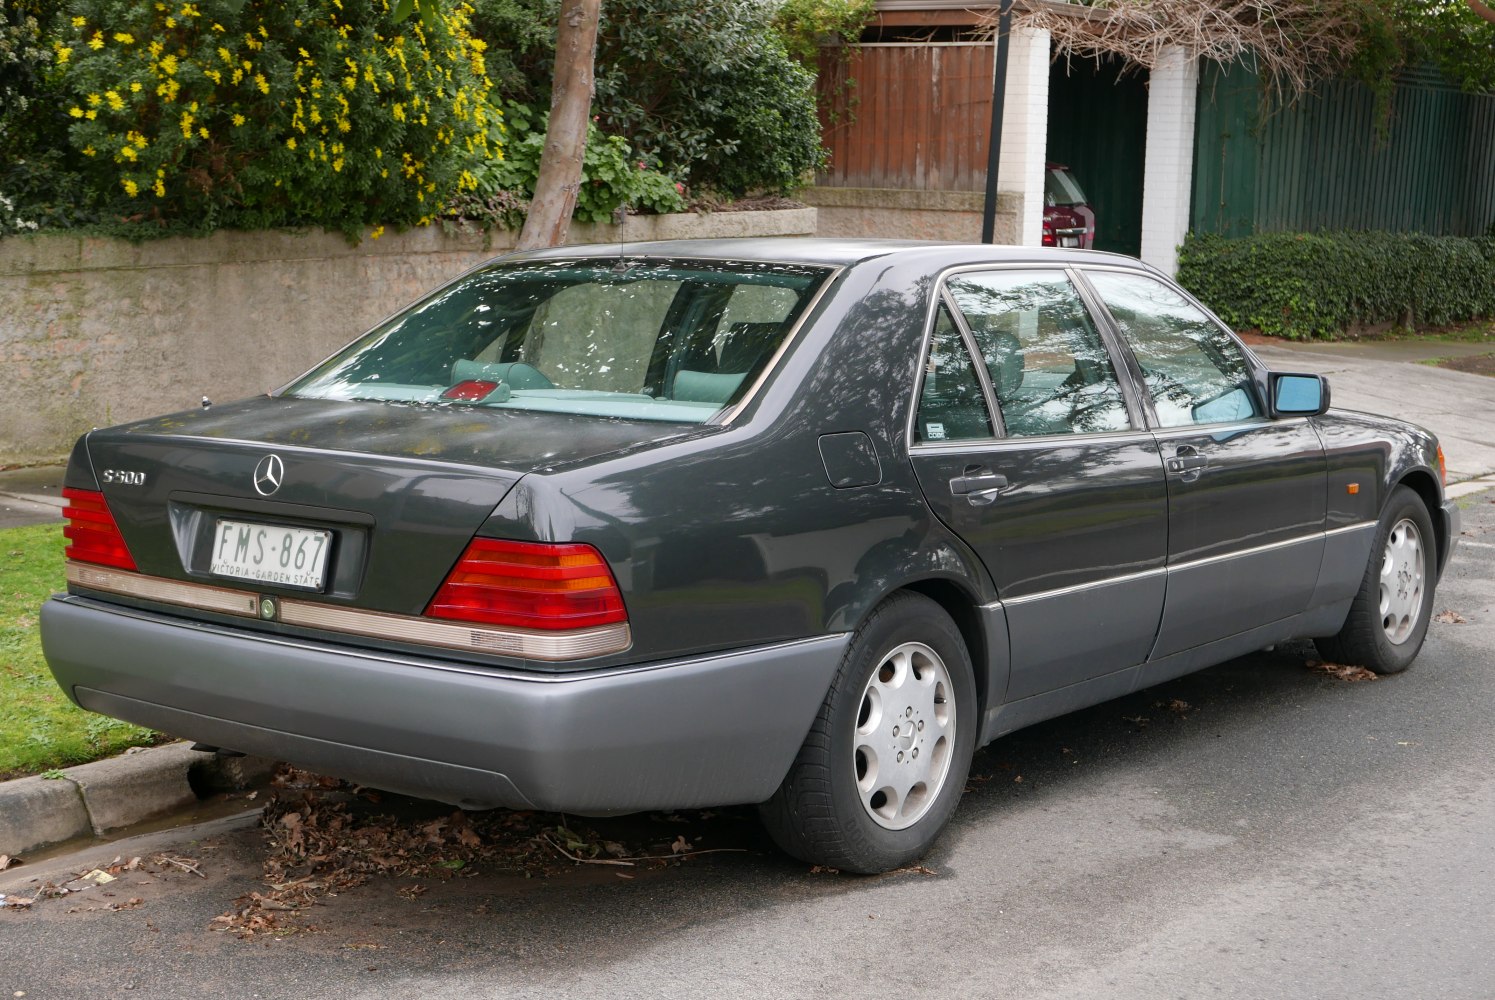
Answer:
[0,742,275,858]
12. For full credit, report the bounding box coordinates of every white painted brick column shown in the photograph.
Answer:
[994,27,1051,247]
[1139,45,1199,275]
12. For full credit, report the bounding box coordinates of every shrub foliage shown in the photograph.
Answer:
[51,0,497,234]
[1178,231,1495,340]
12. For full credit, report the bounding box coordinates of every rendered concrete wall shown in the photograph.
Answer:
[0,208,815,463]
[994,26,1052,248]
[801,187,1021,244]
[1140,46,1199,275]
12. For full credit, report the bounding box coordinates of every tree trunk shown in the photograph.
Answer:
[516,0,603,250]
[1470,0,1495,24]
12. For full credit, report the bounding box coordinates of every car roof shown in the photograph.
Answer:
[500,237,1152,272]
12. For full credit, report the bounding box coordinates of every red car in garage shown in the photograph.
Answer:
[1042,162,1096,249]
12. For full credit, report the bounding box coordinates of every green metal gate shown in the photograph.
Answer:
[1192,62,1495,237]
[1047,56,1149,257]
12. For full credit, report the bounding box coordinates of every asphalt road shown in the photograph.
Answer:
[3,491,1493,1000]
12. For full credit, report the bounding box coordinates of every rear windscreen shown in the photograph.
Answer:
[286,258,831,423]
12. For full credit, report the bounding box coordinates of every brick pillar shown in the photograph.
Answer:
[1140,45,1199,275]
[994,27,1051,247]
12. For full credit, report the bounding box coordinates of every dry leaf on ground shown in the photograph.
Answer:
[1307,660,1378,682]
[1433,610,1468,624]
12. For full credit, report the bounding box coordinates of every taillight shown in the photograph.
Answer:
[426,538,626,631]
[62,487,137,571]
[1437,445,1447,485]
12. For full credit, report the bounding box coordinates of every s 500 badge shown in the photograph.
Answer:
[100,469,147,486]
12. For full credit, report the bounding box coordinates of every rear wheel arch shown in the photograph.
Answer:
[899,578,990,723]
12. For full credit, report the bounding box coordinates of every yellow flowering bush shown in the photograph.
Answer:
[54,0,499,234]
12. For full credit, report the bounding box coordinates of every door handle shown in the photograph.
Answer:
[1166,445,1208,479]
[949,468,1010,505]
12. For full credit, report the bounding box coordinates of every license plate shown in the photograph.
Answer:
[1060,236,1080,248]
[210,520,331,590]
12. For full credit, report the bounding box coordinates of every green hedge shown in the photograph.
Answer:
[1178,231,1495,340]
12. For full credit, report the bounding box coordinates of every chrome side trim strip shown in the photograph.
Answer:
[1002,566,1167,606]
[994,523,1377,607]
[66,562,632,662]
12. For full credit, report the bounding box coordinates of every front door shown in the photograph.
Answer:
[1079,270,1327,660]
[908,268,1169,702]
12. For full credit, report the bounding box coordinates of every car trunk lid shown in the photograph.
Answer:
[77,396,708,616]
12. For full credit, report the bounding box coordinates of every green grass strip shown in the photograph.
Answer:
[0,524,158,779]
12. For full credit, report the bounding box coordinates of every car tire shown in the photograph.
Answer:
[1314,485,1438,675]
[758,592,977,874]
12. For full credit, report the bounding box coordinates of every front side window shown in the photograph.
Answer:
[946,270,1131,437]
[287,259,829,423]
[1084,271,1260,428]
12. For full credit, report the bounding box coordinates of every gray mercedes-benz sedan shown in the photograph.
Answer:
[41,239,1459,873]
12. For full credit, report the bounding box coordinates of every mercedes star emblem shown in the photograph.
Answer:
[252,454,285,496]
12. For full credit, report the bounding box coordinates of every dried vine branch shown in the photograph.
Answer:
[996,0,1370,99]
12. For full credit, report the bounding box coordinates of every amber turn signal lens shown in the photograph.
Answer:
[1436,445,1447,485]
[62,487,138,571]
[425,538,626,631]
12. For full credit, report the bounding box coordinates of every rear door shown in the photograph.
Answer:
[908,267,1169,702]
[1078,269,1327,660]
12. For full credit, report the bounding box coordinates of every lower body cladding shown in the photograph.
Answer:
[41,596,850,814]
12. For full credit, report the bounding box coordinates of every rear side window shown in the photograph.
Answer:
[1084,271,1260,428]
[915,303,993,444]
[287,259,829,423]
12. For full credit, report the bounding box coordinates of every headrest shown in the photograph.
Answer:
[673,369,747,404]
[984,330,1023,400]
[717,321,783,372]
[451,359,554,389]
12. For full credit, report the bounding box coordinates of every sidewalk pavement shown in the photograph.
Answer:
[1251,338,1495,483]
[0,338,1491,859]
[0,465,65,529]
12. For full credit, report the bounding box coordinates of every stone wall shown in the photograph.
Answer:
[800,187,1020,244]
[0,208,815,464]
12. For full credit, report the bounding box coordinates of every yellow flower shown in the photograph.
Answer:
[122,179,139,197]
[69,107,85,118]
[370,226,385,240]
[255,73,269,94]
[82,146,96,157]
[218,47,232,63]
[211,23,224,32]
[121,146,137,161]
[285,137,297,150]
[71,15,86,27]
[232,113,246,127]
[84,109,97,120]
[129,82,142,93]
[154,177,166,197]
[164,16,175,27]
[258,25,268,37]
[104,90,124,111]
[87,32,105,50]
[160,54,178,75]
[332,157,344,172]
[199,127,209,139]
[54,46,71,64]
[113,32,134,44]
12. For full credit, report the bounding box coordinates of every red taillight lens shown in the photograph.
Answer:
[441,379,501,401]
[62,487,137,571]
[426,538,626,631]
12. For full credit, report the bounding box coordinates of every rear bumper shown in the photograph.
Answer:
[41,596,848,814]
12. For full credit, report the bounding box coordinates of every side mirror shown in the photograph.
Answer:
[1269,372,1330,418]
